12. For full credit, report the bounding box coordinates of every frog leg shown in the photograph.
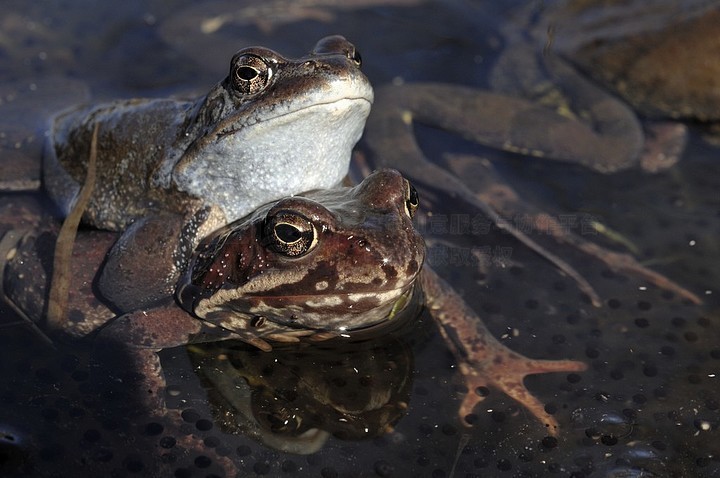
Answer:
[421,268,586,435]
[97,204,226,312]
[97,212,186,312]
[98,303,267,476]
[544,54,687,173]
[491,43,687,173]
[363,101,602,305]
[363,98,700,304]
[99,300,213,348]
[367,81,643,174]
[95,303,222,413]
[444,153,701,304]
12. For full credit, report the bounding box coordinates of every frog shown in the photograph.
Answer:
[41,34,373,314]
[2,169,586,436]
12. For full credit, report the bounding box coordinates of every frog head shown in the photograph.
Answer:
[173,35,374,222]
[177,169,425,351]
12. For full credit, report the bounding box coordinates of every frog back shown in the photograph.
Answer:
[44,98,190,230]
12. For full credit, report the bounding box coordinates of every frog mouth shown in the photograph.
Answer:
[239,95,373,130]
[251,283,420,330]
[196,284,421,351]
[271,284,423,341]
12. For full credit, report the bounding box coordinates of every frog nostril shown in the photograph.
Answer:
[351,49,362,67]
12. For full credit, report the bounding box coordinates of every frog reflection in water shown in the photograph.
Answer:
[42,35,372,316]
[187,337,414,454]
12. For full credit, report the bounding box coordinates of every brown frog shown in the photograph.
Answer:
[3,169,585,435]
[42,35,373,313]
[109,169,587,434]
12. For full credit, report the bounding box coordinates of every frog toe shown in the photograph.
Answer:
[458,357,587,435]
[243,335,273,352]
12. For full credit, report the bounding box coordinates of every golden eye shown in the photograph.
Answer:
[264,211,317,257]
[230,54,273,95]
[403,180,419,218]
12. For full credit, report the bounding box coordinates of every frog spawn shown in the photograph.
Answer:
[0,120,714,478]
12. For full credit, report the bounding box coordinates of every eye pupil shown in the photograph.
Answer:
[274,223,301,243]
[236,66,258,81]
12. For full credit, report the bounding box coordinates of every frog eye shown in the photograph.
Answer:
[231,54,273,95]
[264,211,318,257]
[403,180,419,218]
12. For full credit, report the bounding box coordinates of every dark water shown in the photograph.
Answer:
[1,1,719,476]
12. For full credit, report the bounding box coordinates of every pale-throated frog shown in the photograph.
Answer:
[42,35,373,311]
[3,169,585,435]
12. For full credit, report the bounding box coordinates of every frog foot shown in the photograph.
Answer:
[456,353,587,436]
[421,268,588,435]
